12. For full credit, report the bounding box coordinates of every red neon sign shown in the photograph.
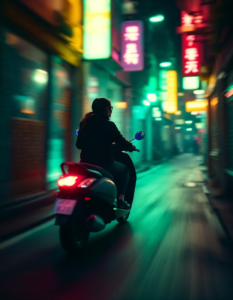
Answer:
[121,21,144,71]
[181,11,203,26]
[181,12,203,77]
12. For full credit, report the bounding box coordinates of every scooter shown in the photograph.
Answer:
[53,131,145,254]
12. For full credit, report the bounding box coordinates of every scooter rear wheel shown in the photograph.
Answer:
[59,211,89,254]
[117,211,130,223]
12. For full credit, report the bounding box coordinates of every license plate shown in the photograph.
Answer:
[53,199,77,215]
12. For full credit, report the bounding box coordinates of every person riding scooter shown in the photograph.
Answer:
[76,97,136,209]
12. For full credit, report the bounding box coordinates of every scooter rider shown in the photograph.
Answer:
[76,97,136,209]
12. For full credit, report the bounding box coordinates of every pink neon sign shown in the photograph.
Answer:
[121,21,144,71]
[181,12,203,77]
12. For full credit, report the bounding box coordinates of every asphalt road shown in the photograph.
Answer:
[1,154,233,300]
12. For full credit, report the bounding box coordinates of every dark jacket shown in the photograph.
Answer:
[76,114,134,166]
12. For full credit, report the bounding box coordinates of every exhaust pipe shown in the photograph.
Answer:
[86,214,106,232]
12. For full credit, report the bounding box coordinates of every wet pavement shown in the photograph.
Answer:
[1,154,233,300]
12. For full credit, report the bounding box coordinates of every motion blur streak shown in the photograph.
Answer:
[1,155,233,300]
[1,0,233,299]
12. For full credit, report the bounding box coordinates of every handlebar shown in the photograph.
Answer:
[134,149,140,152]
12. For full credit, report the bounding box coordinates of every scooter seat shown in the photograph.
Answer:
[79,163,114,181]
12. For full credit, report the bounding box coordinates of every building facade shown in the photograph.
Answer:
[0,0,83,202]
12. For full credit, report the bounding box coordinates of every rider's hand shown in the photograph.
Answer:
[130,144,136,152]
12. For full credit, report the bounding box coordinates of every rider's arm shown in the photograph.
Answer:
[76,129,83,149]
[108,122,134,152]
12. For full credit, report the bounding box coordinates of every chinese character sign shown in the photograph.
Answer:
[121,21,144,71]
[181,11,203,77]
[182,34,201,76]
[181,11,203,26]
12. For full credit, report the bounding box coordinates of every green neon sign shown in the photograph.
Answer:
[159,70,167,90]
[149,15,165,23]
[83,0,111,60]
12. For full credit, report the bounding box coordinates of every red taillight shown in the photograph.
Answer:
[85,197,91,201]
[58,176,78,187]
[54,192,60,197]
[77,178,96,188]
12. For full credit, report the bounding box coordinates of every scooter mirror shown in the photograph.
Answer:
[135,131,145,140]
[75,129,79,137]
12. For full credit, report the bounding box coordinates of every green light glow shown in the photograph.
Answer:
[83,0,111,60]
[159,70,167,90]
[149,15,164,23]
[143,100,151,106]
[160,62,172,68]
[147,93,157,102]
[183,77,200,90]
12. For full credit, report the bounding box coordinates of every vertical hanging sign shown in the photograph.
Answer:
[83,0,111,60]
[121,21,144,71]
[181,11,202,77]
[166,71,177,114]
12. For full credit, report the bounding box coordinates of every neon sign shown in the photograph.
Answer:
[166,71,177,114]
[121,21,144,71]
[186,100,208,112]
[183,76,200,90]
[159,70,167,90]
[83,0,111,60]
[181,11,203,26]
[181,12,202,77]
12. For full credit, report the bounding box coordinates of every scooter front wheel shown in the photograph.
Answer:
[117,211,130,223]
[59,211,89,254]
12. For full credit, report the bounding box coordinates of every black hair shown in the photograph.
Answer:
[92,97,111,113]
[80,97,111,136]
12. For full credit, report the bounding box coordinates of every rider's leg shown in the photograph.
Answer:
[104,161,130,206]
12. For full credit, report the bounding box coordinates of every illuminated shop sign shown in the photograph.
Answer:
[166,71,177,114]
[182,34,202,76]
[181,12,202,77]
[175,119,185,125]
[186,100,208,112]
[83,0,111,60]
[181,11,203,27]
[121,21,144,71]
[159,70,167,90]
[116,102,127,109]
[183,76,200,90]
[152,107,161,117]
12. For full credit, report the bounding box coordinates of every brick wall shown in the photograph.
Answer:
[10,118,45,197]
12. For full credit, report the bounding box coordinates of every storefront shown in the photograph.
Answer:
[0,0,82,201]
[208,92,220,180]
[225,75,233,192]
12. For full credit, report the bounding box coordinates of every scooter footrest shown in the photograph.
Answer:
[113,207,130,218]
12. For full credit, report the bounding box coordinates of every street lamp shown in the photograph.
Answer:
[149,15,164,23]
[159,62,172,68]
